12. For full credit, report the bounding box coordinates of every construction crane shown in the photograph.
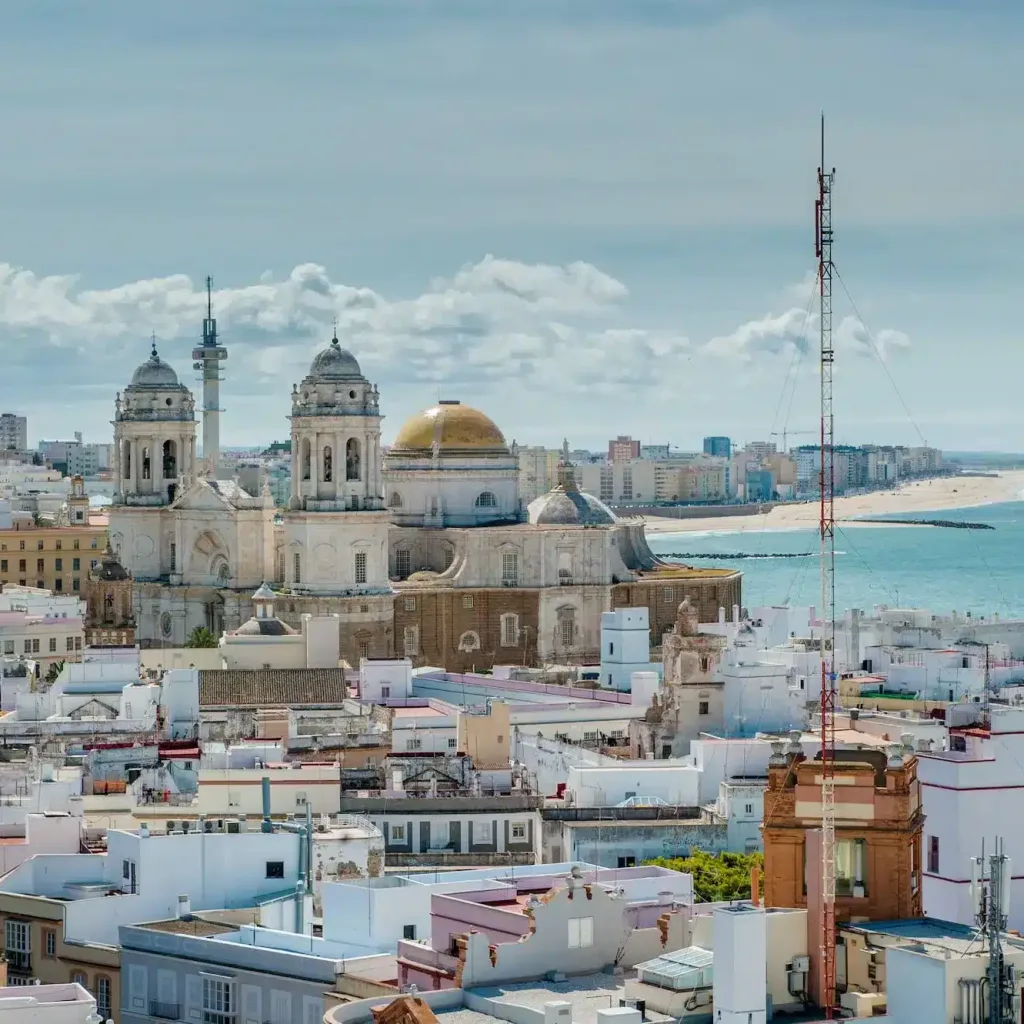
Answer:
[769,428,816,452]
[816,115,838,1018]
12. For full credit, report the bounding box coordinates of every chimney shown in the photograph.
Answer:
[177,894,191,919]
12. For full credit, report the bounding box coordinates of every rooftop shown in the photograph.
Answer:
[199,668,347,708]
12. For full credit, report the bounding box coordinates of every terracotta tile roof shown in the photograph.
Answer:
[199,669,348,708]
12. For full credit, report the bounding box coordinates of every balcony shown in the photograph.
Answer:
[150,1000,181,1020]
[4,950,31,973]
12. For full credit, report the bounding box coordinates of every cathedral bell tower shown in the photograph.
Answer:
[112,339,197,506]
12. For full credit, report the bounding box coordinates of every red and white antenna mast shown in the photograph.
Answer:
[816,113,838,1017]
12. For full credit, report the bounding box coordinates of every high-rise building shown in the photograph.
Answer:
[608,435,640,462]
[703,436,732,458]
[0,413,27,452]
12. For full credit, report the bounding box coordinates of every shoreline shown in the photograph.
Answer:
[641,470,1024,536]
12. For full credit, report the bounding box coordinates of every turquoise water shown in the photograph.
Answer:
[645,500,1024,617]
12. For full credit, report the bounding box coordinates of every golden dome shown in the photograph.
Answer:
[391,400,508,452]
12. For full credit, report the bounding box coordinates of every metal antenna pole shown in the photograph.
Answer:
[816,113,838,1018]
[192,274,228,475]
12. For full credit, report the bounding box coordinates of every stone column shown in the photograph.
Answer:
[130,439,139,495]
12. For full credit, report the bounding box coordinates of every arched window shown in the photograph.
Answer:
[122,440,131,479]
[354,550,367,584]
[475,491,498,508]
[323,445,333,482]
[162,439,177,479]
[277,551,285,582]
[346,438,361,481]
[301,439,311,481]
[559,613,575,648]
[293,552,301,584]
[141,446,151,481]
[458,630,481,652]
[500,613,519,647]
[388,491,403,508]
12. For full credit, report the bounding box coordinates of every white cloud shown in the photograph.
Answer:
[0,256,911,445]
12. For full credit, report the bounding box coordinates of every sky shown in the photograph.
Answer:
[1,1,1023,452]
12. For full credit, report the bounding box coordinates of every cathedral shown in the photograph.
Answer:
[110,320,741,669]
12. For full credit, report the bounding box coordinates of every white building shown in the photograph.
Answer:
[0,826,304,946]
[0,983,100,1023]
[598,607,660,692]
[919,704,1024,931]
[0,413,27,453]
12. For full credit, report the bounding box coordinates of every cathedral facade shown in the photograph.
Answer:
[110,322,740,668]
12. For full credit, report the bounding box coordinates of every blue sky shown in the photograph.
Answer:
[1,1,1022,451]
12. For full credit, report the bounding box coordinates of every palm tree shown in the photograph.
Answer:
[185,626,218,648]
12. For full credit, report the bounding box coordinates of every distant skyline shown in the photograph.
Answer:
[2,2,1023,451]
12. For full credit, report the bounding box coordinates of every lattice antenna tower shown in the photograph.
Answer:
[192,275,228,474]
[816,113,838,1018]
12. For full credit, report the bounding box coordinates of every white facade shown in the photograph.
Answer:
[359,658,413,701]
[713,904,767,1024]
[598,608,660,692]
[919,705,1024,931]
[1,827,302,946]
[713,780,767,852]
[0,984,99,1023]
[0,812,82,876]
[566,762,700,807]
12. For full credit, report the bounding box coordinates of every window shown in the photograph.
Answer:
[49,637,57,653]
[3,641,12,655]
[407,738,422,751]
[403,625,419,657]
[266,860,285,879]
[835,838,868,897]
[295,792,308,806]
[37,540,44,551]
[55,558,62,571]
[95,975,111,1018]
[663,587,675,603]
[23,639,31,654]
[472,820,492,844]
[72,578,80,592]
[123,858,131,879]
[203,976,235,1023]
[745,803,754,815]
[928,835,940,874]
[395,548,411,578]
[391,824,406,842]
[293,552,301,584]
[37,558,44,572]
[501,550,518,585]
[43,929,56,958]
[463,594,474,609]
[559,616,574,648]
[72,557,80,571]
[55,539,61,550]
[73,539,79,550]
[4,919,29,970]
[618,856,636,868]
[404,596,416,611]
[699,701,710,715]
[354,550,367,584]
[568,917,594,948]
[511,822,526,840]
[71,971,87,988]
[501,613,519,647]
[18,559,25,571]
[91,538,98,549]
[381,686,390,698]
[475,491,498,508]
[0,559,5,571]
[54,579,63,592]
[389,491,404,508]
[74,636,81,650]
[19,541,24,550]
[66,637,74,651]
[403,924,417,940]
[448,737,457,748]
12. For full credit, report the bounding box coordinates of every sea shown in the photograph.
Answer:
[645,500,1024,618]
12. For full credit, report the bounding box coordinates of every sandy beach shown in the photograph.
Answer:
[641,470,1024,535]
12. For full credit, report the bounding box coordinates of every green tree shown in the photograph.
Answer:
[646,850,764,903]
[44,660,65,685]
[185,626,218,648]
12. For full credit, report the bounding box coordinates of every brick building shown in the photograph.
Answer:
[762,745,923,923]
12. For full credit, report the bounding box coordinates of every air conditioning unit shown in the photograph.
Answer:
[791,955,810,973]
[226,820,241,834]
[166,821,176,833]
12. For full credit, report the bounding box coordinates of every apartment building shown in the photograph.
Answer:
[0,524,107,594]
